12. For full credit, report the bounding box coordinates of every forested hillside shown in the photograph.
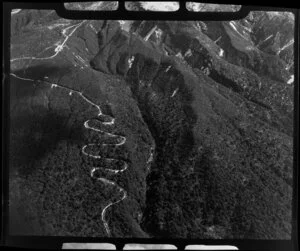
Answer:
[9,4,294,239]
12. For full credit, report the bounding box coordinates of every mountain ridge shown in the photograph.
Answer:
[9,7,294,239]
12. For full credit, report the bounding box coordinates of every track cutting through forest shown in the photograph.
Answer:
[9,19,130,236]
[10,72,128,237]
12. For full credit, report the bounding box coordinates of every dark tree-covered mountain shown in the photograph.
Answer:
[9,7,294,239]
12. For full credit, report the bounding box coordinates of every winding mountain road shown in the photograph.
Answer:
[10,20,87,62]
[10,72,128,237]
[10,19,128,237]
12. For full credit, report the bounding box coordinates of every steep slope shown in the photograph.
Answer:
[10,11,154,237]
[9,9,294,240]
[90,18,293,239]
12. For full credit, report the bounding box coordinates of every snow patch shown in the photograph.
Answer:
[147,151,154,164]
[277,39,294,55]
[165,65,172,72]
[175,52,184,59]
[11,9,22,15]
[245,46,254,51]
[155,28,163,40]
[128,56,135,69]
[171,88,179,98]
[144,25,157,41]
[89,24,98,33]
[261,34,273,44]
[184,49,193,58]
[229,21,239,32]
[48,23,69,30]
[219,48,224,57]
[229,21,250,41]
[287,75,294,85]
[243,26,252,33]
[73,53,88,67]
[258,80,262,89]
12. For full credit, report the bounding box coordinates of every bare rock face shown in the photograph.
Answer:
[9,8,293,240]
[250,12,294,62]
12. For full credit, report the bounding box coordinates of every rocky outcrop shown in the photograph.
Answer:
[250,12,294,66]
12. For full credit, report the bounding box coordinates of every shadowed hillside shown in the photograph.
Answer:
[9,8,294,239]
